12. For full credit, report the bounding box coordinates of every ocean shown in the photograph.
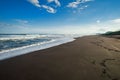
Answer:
[0,34,75,60]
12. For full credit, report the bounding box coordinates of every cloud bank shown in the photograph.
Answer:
[47,18,120,34]
[1,18,120,34]
[111,19,120,23]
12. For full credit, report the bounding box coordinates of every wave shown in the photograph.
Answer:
[0,34,48,40]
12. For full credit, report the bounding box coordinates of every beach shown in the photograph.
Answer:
[0,35,120,80]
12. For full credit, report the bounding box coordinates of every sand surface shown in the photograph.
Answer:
[0,35,120,80]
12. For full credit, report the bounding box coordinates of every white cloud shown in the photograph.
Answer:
[67,0,93,8]
[81,0,93,3]
[47,0,61,7]
[27,0,41,7]
[111,19,120,23]
[27,0,56,13]
[27,0,93,13]
[42,5,56,13]
[92,19,120,33]
[67,1,80,8]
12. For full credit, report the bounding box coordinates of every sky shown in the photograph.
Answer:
[0,0,120,34]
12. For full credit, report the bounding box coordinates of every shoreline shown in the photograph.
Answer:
[0,35,120,80]
[0,37,75,60]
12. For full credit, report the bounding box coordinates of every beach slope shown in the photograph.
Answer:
[0,35,120,80]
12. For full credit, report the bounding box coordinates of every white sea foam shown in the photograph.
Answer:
[0,37,75,60]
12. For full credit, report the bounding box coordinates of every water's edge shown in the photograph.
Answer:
[0,38,75,61]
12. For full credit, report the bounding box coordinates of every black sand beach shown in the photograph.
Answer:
[0,35,120,80]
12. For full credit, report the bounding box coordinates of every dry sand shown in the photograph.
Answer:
[0,35,120,80]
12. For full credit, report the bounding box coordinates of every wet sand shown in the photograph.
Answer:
[0,35,120,80]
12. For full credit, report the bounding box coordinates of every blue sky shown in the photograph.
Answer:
[0,0,120,34]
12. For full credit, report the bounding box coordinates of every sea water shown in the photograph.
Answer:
[0,34,75,60]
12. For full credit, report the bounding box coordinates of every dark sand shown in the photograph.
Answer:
[0,35,120,80]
